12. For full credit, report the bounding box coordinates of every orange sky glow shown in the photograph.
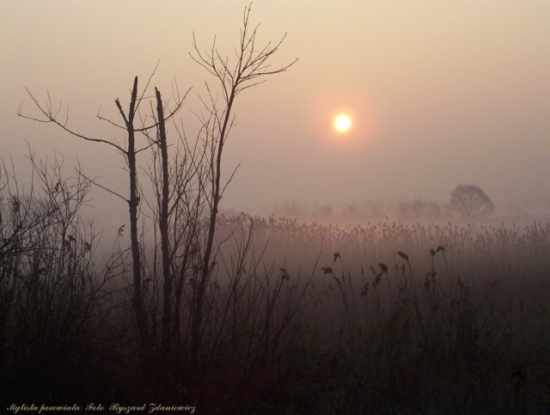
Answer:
[1,1,550,224]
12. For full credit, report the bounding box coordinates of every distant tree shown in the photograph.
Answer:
[449,184,495,217]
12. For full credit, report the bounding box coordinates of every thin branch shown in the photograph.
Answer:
[134,59,161,115]
[96,105,127,130]
[77,169,128,203]
[220,162,241,197]
[19,89,126,153]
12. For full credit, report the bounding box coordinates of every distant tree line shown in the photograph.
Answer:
[277,184,495,222]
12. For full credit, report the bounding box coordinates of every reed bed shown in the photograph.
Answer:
[216,214,550,414]
[3,200,550,413]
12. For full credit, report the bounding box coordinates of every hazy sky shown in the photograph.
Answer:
[2,1,550,221]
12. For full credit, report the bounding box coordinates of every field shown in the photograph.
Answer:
[219,214,550,414]
[2,179,550,414]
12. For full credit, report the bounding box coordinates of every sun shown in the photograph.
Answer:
[334,114,352,133]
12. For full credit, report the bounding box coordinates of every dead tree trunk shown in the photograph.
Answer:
[115,76,149,360]
[155,88,173,359]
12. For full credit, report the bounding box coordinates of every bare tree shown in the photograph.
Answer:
[18,3,296,400]
[19,72,187,367]
[450,184,495,218]
[188,3,297,364]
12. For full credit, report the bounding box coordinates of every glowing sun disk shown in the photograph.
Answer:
[334,114,352,132]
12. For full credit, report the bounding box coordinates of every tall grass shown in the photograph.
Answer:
[3,175,550,413]
[223,214,550,414]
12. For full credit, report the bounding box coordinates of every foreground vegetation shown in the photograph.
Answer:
[2,157,550,414]
[236,214,550,414]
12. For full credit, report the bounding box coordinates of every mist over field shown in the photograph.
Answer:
[3,1,550,226]
[2,1,550,413]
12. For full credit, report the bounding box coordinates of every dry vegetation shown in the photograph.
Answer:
[4,162,550,414]
[219,213,550,414]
